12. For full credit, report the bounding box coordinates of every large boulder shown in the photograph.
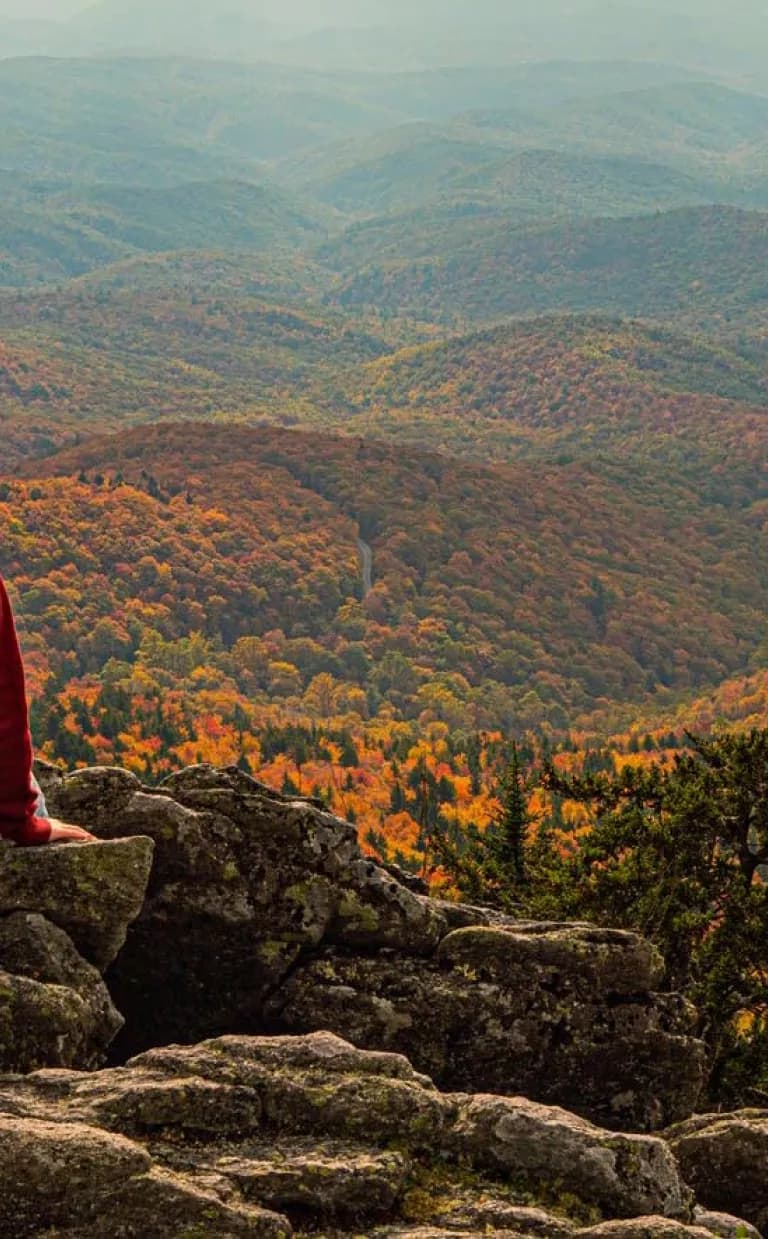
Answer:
[667,1110,768,1232]
[269,927,702,1130]
[0,912,121,1072]
[0,1115,288,1238]
[0,834,153,1072]
[0,835,154,968]
[39,762,705,1131]
[0,1029,702,1238]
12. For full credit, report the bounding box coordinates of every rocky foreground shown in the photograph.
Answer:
[0,763,764,1237]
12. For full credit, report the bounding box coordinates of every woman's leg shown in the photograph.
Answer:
[0,577,92,844]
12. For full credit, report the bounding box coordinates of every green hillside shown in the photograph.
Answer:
[0,178,332,287]
[70,250,332,302]
[317,317,768,503]
[0,56,408,182]
[280,126,508,214]
[0,274,390,452]
[462,82,768,176]
[285,132,720,217]
[5,55,694,182]
[287,80,768,214]
[61,180,329,252]
[1,58,754,190]
[328,206,768,333]
[449,150,723,216]
[314,201,519,269]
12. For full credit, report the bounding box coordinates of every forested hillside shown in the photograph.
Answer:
[2,49,768,866]
[0,178,330,287]
[327,206,768,330]
[281,79,768,211]
[9,420,768,738]
[319,318,768,496]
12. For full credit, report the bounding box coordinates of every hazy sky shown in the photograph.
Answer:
[1,0,765,20]
[1,0,763,32]
[0,0,760,87]
[0,0,84,15]
[1,0,762,16]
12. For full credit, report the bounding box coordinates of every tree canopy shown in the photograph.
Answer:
[439,729,768,1105]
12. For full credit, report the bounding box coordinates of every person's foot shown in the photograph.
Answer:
[46,819,96,844]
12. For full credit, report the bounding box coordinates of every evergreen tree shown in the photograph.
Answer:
[466,732,483,796]
[439,728,768,1104]
[434,743,531,911]
[488,743,529,886]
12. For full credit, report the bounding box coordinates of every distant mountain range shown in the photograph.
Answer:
[325,205,768,337]
[0,57,764,190]
[1,0,767,74]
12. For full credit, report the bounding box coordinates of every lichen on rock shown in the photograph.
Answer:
[667,1110,768,1232]
[39,762,706,1132]
[0,833,153,1073]
[0,1030,704,1238]
[0,762,761,1238]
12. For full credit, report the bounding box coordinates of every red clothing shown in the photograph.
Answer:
[0,577,50,845]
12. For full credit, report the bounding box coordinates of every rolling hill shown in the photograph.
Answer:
[12,421,768,734]
[0,273,392,465]
[460,82,768,177]
[0,57,748,191]
[279,126,511,215]
[0,56,411,182]
[0,178,332,287]
[313,317,768,498]
[326,206,768,333]
[280,80,768,217]
[284,137,719,217]
[447,150,717,217]
[4,268,768,515]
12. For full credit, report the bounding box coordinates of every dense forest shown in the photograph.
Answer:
[2,45,768,872]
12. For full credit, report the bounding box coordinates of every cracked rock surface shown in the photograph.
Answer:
[40,762,705,1132]
[0,763,760,1238]
[0,1030,723,1239]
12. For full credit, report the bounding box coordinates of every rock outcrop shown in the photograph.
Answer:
[0,761,757,1238]
[0,1029,742,1239]
[39,761,706,1132]
[668,1110,768,1232]
[269,926,700,1134]
[0,831,153,1073]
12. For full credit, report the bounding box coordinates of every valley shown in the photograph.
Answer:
[1,34,768,873]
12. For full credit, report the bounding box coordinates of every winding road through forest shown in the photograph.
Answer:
[358,537,373,598]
